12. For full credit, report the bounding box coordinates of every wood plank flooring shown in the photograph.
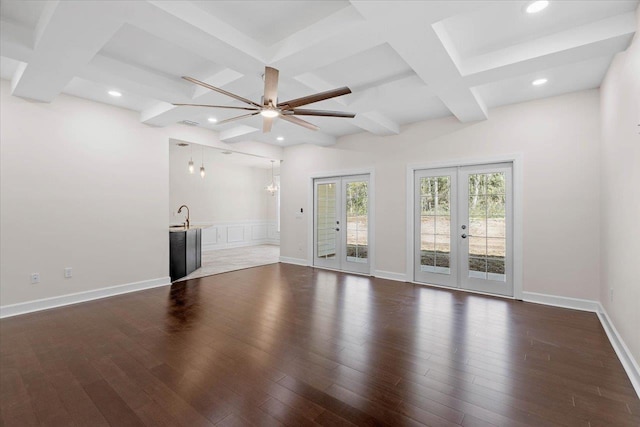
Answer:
[1,263,638,426]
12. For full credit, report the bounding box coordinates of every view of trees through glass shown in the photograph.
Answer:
[346,181,368,260]
[420,172,506,277]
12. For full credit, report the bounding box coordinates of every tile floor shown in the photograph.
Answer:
[177,244,280,282]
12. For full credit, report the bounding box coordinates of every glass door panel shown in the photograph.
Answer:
[345,181,368,263]
[314,179,340,269]
[414,169,457,287]
[314,175,371,274]
[459,164,512,296]
[342,176,370,274]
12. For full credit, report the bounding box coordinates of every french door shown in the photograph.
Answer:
[314,175,370,274]
[414,163,513,296]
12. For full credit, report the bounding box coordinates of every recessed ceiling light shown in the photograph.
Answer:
[532,78,548,86]
[277,136,284,141]
[526,0,549,14]
[207,117,217,123]
[108,90,122,97]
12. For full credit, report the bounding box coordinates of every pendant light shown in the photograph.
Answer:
[200,147,205,178]
[266,160,278,195]
[188,144,195,173]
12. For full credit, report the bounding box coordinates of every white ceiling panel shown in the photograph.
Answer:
[191,1,350,45]
[0,0,636,146]
[99,24,223,79]
[474,55,614,109]
[442,0,638,59]
[313,43,415,91]
[0,0,46,29]
[63,77,161,113]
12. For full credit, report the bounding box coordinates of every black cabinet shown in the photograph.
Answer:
[169,228,201,281]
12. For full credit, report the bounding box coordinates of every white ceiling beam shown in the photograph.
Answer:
[11,1,123,102]
[350,1,489,123]
[127,1,264,76]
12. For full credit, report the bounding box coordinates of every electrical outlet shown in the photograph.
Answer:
[610,288,614,302]
[30,273,40,284]
[64,267,72,278]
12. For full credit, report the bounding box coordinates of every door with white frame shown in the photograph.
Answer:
[314,175,370,274]
[415,163,513,296]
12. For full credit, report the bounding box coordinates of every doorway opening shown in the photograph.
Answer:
[169,139,281,282]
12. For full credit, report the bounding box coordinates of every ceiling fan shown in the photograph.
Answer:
[174,66,355,132]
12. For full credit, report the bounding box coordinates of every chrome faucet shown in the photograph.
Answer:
[177,205,190,229]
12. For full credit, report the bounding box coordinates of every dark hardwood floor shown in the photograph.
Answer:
[1,263,638,426]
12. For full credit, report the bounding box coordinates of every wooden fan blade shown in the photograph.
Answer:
[173,103,259,111]
[287,108,355,118]
[280,114,319,131]
[263,66,279,106]
[216,112,260,125]
[182,76,261,108]
[278,87,352,109]
[263,116,274,133]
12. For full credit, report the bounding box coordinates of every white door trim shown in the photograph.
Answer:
[307,168,376,275]
[406,154,523,299]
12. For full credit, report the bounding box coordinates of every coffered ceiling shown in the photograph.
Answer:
[0,1,637,146]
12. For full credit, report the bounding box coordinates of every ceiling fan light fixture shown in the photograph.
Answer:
[526,0,549,14]
[179,68,354,133]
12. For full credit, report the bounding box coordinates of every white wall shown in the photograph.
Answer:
[599,7,640,366]
[281,89,602,300]
[169,144,272,223]
[0,79,281,307]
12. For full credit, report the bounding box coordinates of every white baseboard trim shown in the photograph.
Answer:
[597,303,640,398]
[0,277,171,319]
[279,256,308,266]
[522,291,600,312]
[373,270,407,282]
[522,291,639,399]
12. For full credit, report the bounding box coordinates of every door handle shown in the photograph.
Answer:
[336,228,340,231]
[461,234,467,239]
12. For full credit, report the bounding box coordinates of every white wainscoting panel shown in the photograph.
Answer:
[251,224,268,240]
[227,226,245,243]
[198,220,279,251]
[201,227,218,247]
